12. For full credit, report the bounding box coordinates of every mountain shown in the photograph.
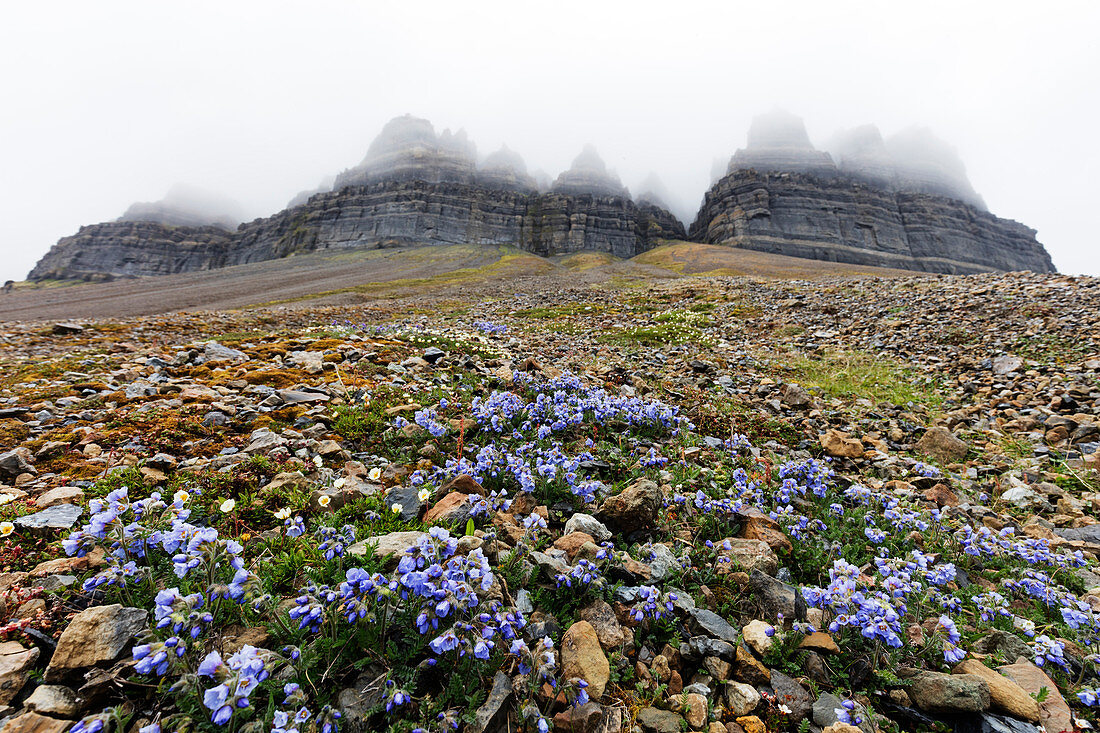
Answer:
[28,116,685,281]
[27,112,1053,281]
[689,111,1054,274]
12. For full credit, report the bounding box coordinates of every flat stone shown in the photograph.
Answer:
[203,341,249,362]
[45,604,147,682]
[278,390,330,404]
[0,712,72,733]
[690,608,739,644]
[33,487,83,510]
[347,531,427,566]
[15,504,82,533]
[798,631,840,655]
[637,707,684,733]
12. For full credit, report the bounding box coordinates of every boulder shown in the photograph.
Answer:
[998,660,1073,733]
[820,430,864,458]
[596,478,663,534]
[907,671,990,714]
[915,427,969,462]
[45,604,148,682]
[953,659,1039,722]
[0,712,72,733]
[0,641,40,705]
[561,621,610,700]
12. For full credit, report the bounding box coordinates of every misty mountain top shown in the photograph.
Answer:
[119,183,245,229]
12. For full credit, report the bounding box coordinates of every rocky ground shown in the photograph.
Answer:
[0,267,1098,733]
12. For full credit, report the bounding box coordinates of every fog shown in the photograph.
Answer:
[1,0,1097,282]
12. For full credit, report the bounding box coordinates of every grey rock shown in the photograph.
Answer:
[24,685,79,717]
[563,513,611,542]
[767,670,813,722]
[957,713,1043,733]
[202,341,249,362]
[636,706,684,733]
[470,671,513,733]
[689,608,739,644]
[15,504,82,532]
[970,630,1033,663]
[0,449,34,478]
[749,569,805,620]
[907,671,990,714]
[383,484,421,522]
[684,636,736,661]
[812,692,874,733]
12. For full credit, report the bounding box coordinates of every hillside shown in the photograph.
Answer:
[0,265,1097,733]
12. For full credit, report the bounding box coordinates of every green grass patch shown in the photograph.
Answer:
[782,348,944,408]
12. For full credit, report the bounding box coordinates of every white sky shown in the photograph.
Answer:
[1,0,1097,281]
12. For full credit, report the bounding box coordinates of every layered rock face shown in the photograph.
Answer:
[30,116,684,280]
[28,222,234,281]
[690,170,1054,274]
[693,112,1054,274]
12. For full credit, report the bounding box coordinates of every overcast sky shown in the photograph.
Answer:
[2,0,1097,282]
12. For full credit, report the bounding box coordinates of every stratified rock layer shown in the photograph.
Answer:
[30,116,685,281]
[689,170,1054,274]
[28,222,234,281]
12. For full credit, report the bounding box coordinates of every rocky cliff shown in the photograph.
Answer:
[691,111,1054,274]
[689,169,1054,274]
[28,112,1053,281]
[28,222,235,281]
[29,117,684,281]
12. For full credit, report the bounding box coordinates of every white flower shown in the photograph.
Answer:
[0,522,13,536]
[220,499,236,513]
[313,455,323,468]
[173,490,189,504]
[417,487,431,503]
[778,704,792,716]
[390,502,403,515]
[368,467,382,482]
[274,507,292,520]
[318,495,332,508]
[0,494,14,506]
[333,478,346,489]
